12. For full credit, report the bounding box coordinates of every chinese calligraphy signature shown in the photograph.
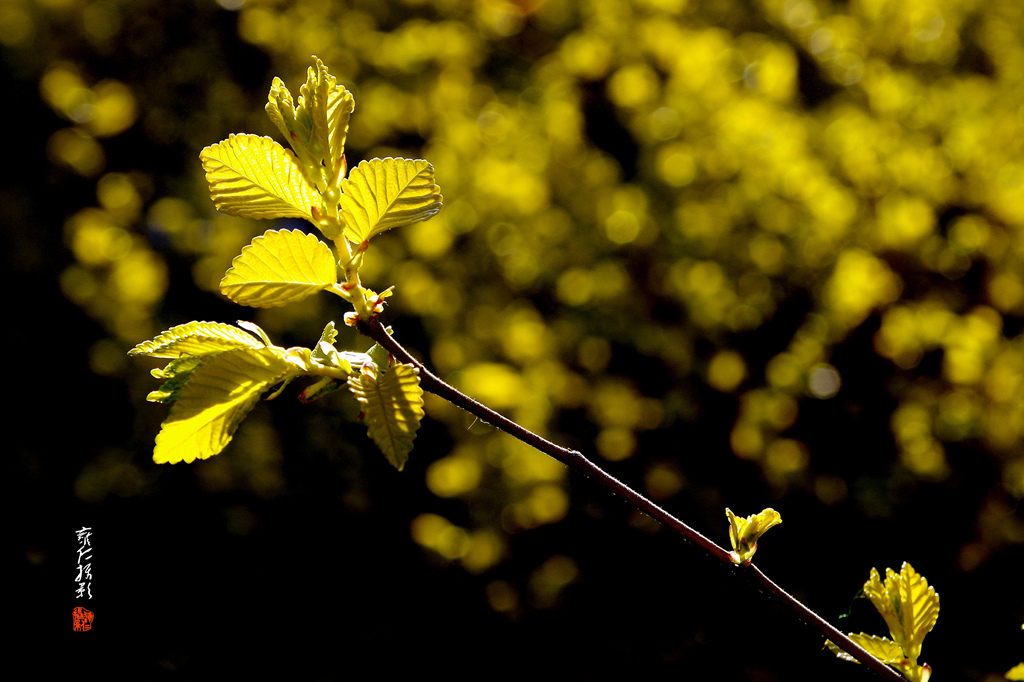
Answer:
[73,527,94,632]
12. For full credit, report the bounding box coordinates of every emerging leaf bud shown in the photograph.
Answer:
[725,507,782,565]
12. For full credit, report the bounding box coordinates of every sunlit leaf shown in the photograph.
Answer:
[266,57,353,190]
[153,348,299,464]
[725,507,782,565]
[347,362,425,470]
[338,158,442,243]
[825,634,904,665]
[128,321,264,358]
[831,564,939,680]
[1006,663,1024,681]
[266,77,302,151]
[219,229,338,308]
[301,59,332,166]
[301,56,354,188]
[308,321,360,375]
[309,321,366,372]
[315,320,339,348]
[323,74,354,188]
[201,133,323,221]
[863,562,939,663]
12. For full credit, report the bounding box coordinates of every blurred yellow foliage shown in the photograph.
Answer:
[411,512,507,572]
[708,350,747,393]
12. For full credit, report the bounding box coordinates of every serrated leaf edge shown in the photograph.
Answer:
[339,157,442,243]
[347,363,425,470]
[129,321,264,358]
[200,133,323,221]
[219,228,338,308]
[153,348,299,464]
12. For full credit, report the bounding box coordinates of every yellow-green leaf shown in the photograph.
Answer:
[266,57,353,191]
[338,158,442,243]
[826,634,904,665]
[301,59,331,165]
[323,74,354,188]
[347,363,425,470]
[128,321,264,358]
[153,348,299,464]
[220,229,338,308]
[725,507,782,565]
[266,76,302,149]
[1006,663,1024,681]
[301,56,354,188]
[201,133,323,221]
[863,562,939,664]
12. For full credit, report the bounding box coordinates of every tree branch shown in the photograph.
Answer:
[357,317,904,681]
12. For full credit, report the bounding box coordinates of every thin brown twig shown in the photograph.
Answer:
[357,316,905,681]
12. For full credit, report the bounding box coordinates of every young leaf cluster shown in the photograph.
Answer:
[826,562,940,682]
[132,58,437,468]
